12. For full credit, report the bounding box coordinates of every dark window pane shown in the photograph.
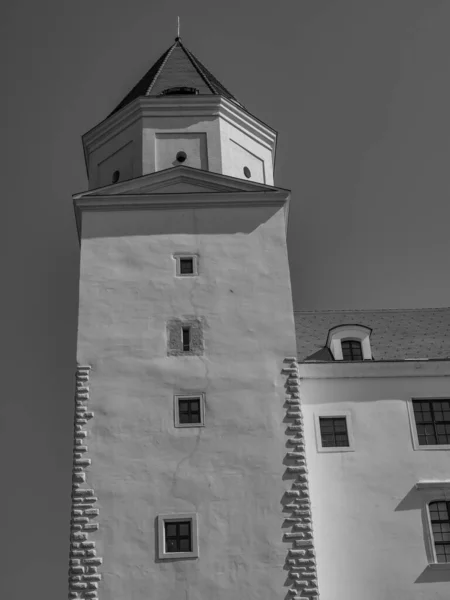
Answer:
[320,417,349,447]
[166,538,177,552]
[179,538,191,552]
[165,523,177,537]
[413,400,450,445]
[164,520,192,553]
[430,501,450,562]
[342,340,363,361]
[178,398,202,425]
[182,327,191,351]
[180,258,194,274]
[321,438,334,447]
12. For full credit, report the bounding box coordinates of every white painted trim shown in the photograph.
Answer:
[407,398,450,451]
[416,481,450,491]
[298,360,450,379]
[157,513,199,559]
[174,393,205,428]
[173,253,199,277]
[314,411,355,453]
[83,96,277,163]
[416,487,450,567]
[326,325,372,361]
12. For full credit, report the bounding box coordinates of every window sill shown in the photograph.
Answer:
[413,444,450,451]
[317,446,355,453]
[159,550,198,560]
[428,563,450,571]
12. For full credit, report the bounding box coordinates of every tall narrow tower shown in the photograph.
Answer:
[69,38,314,600]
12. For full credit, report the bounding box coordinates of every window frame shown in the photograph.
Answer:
[174,394,205,428]
[416,481,450,569]
[314,411,355,453]
[341,339,363,361]
[326,325,372,361]
[407,398,450,451]
[182,326,191,352]
[157,513,199,560]
[174,253,198,277]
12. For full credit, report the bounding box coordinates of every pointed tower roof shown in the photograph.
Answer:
[109,38,242,116]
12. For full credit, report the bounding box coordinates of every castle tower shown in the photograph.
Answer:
[69,38,317,600]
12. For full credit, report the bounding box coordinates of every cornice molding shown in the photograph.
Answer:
[73,189,290,242]
[416,481,450,491]
[82,96,277,161]
[298,359,450,379]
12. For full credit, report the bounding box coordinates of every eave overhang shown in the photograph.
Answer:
[73,188,290,242]
[81,95,278,179]
[298,359,450,379]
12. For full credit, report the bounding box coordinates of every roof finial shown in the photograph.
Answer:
[176,16,180,41]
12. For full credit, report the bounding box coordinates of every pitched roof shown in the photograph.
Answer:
[110,37,242,116]
[294,308,450,362]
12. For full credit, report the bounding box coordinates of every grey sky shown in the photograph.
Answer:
[2,1,450,597]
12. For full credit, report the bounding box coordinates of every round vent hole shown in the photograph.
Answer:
[176,151,187,163]
[112,170,120,184]
[243,166,251,178]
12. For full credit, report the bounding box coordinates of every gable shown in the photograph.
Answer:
[135,180,237,194]
[74,166,286,199]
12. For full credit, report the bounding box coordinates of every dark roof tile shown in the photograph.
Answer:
[295,308,450,362]
[109,38,241,117]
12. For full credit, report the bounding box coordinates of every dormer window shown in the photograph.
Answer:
[160,86,199,96]
[326,325,372,361]
[341,340,363,361]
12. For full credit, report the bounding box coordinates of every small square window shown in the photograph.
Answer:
[174,394,205,428]
[165,520,192,553]
[314,412,355,453]
[319,417,349,447]
[180,258,194,275]
[157,513,198,559]
[174,254,198,277]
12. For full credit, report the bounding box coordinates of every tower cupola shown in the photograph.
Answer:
[82,38,277,189]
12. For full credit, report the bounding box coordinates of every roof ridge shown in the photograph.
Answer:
[146,40,177,96]
[294,307,450,314]
[178,40,216,95]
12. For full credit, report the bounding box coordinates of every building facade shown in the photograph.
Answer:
[68,38,450,600]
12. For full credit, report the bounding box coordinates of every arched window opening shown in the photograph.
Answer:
[341,340,363,361]
[429,501,450,563]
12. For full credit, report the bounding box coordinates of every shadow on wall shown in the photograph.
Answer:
[415,566,450,584]
[79,204,284,239]
[396,486,450,584]
[394,485,424,512]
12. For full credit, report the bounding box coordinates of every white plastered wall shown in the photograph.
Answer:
[301,371,450,600]
[87,120,143,189]
[142,115,221,175]
[76,202,296,600]
[219,117,274,185]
